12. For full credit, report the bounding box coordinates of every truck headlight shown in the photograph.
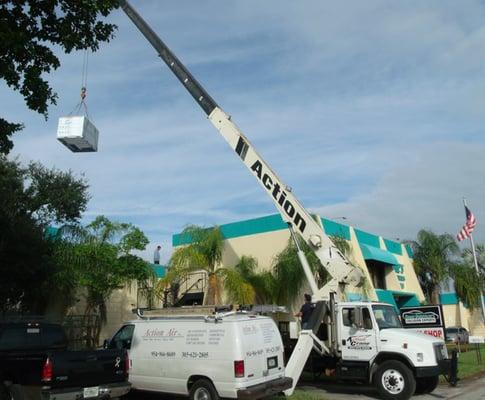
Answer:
[417,353,424,362]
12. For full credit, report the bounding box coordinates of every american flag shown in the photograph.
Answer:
[456,206,477,242]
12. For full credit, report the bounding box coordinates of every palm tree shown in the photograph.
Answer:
[222,255,276,304]
[158,225,226,305]
[161,225,358,308]
[462,244,485,273]
[219,256,257,305]
[410,230,460,304]
[449,263,483,310]
[453,244,485,310]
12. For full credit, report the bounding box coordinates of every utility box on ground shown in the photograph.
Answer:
[57,116,99,152]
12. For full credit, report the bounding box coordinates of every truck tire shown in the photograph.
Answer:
[374,360,416,400]
[415,376,439,394]
[189,379,220,400]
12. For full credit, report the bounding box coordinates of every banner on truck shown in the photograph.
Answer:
[399,305,445,340]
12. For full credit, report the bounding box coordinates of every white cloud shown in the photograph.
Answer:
[315,142,485,244]
[3,0,485,263]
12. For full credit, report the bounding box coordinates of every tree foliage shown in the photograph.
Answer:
[0,0,119,153]
[410,229,485,309]
[160,225,352,308]
[462,244,485,274]
[219,257,257,305]
[224,238,326,306]
[60,216,152,346]
[449,263,483,310]
[158,225,225,305]
[410,230,460,304]
[0,156,89,314]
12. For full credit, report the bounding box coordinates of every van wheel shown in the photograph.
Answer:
[374,360,415,400]
[189,379,220,400]
[415,376,439,394]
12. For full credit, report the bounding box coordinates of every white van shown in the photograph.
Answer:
[107,313,292,400]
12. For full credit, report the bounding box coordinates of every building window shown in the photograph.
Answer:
[366,260,387,289]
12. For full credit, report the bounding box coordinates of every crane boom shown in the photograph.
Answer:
[119,0,364,299]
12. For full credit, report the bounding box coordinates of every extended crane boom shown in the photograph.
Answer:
[119,0,364,299]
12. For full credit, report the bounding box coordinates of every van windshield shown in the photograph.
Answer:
[372,305,402,330]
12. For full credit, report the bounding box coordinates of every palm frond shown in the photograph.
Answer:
[219,268,255,305]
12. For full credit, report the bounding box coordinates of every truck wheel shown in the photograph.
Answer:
[415,376,439,394]
[189,379,220,400]
[374,360,416,400]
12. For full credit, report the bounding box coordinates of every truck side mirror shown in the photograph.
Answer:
[103,339,110,349]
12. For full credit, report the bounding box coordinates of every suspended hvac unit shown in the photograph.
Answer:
[57,115,99,152]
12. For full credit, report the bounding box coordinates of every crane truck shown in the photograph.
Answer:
[118,2,454,399]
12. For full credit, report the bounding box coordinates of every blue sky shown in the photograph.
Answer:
[3,0,485,263]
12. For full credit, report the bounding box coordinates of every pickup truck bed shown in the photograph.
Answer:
[0,322,130,400]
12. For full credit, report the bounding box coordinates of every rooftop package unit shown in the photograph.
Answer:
[57,116,99,152]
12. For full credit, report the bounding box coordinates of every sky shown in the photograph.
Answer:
[3,0,485,263]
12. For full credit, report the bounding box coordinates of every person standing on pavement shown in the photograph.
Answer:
[295,293,314,330]
[153,245,161,264]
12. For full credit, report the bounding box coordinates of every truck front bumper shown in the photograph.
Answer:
[41,382,131,400]
[415,359,451,378]
[237,377,293,399]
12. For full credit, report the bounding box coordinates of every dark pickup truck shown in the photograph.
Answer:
[0,322,131,400]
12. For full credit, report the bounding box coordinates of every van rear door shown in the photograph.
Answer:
[238,317,284,384]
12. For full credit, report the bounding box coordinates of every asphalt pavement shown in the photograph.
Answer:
[125,375,485,400]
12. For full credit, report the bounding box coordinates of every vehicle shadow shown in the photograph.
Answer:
[298,376,382,399]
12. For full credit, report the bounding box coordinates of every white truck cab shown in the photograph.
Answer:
[107,313,292,400]
[286,301,450,400]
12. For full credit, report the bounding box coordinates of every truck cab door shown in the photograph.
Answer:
[339,306,377,361]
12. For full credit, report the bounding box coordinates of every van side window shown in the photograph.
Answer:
[109,325,135,350]
[362,308,373,330]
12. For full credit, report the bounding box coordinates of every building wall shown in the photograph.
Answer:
[440,293,485,335]
[173,213,425,313]
[68,283,139,344]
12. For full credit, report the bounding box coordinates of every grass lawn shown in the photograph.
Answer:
[451,343,485,379]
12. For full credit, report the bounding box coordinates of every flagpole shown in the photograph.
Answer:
[463,198,485,323]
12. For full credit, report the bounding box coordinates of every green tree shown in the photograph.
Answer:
[449,263,483,310]
[270,238,319,305]
[410,230,460,304]
[228,238,326,307]
[463,244,485,274]
[62,216,153,346]
[453,244,485,310]
[160,225,360,308]
[218,256,257,305]
[0,156,89,314]
[0,0,119,154]
[158,225,225,305]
